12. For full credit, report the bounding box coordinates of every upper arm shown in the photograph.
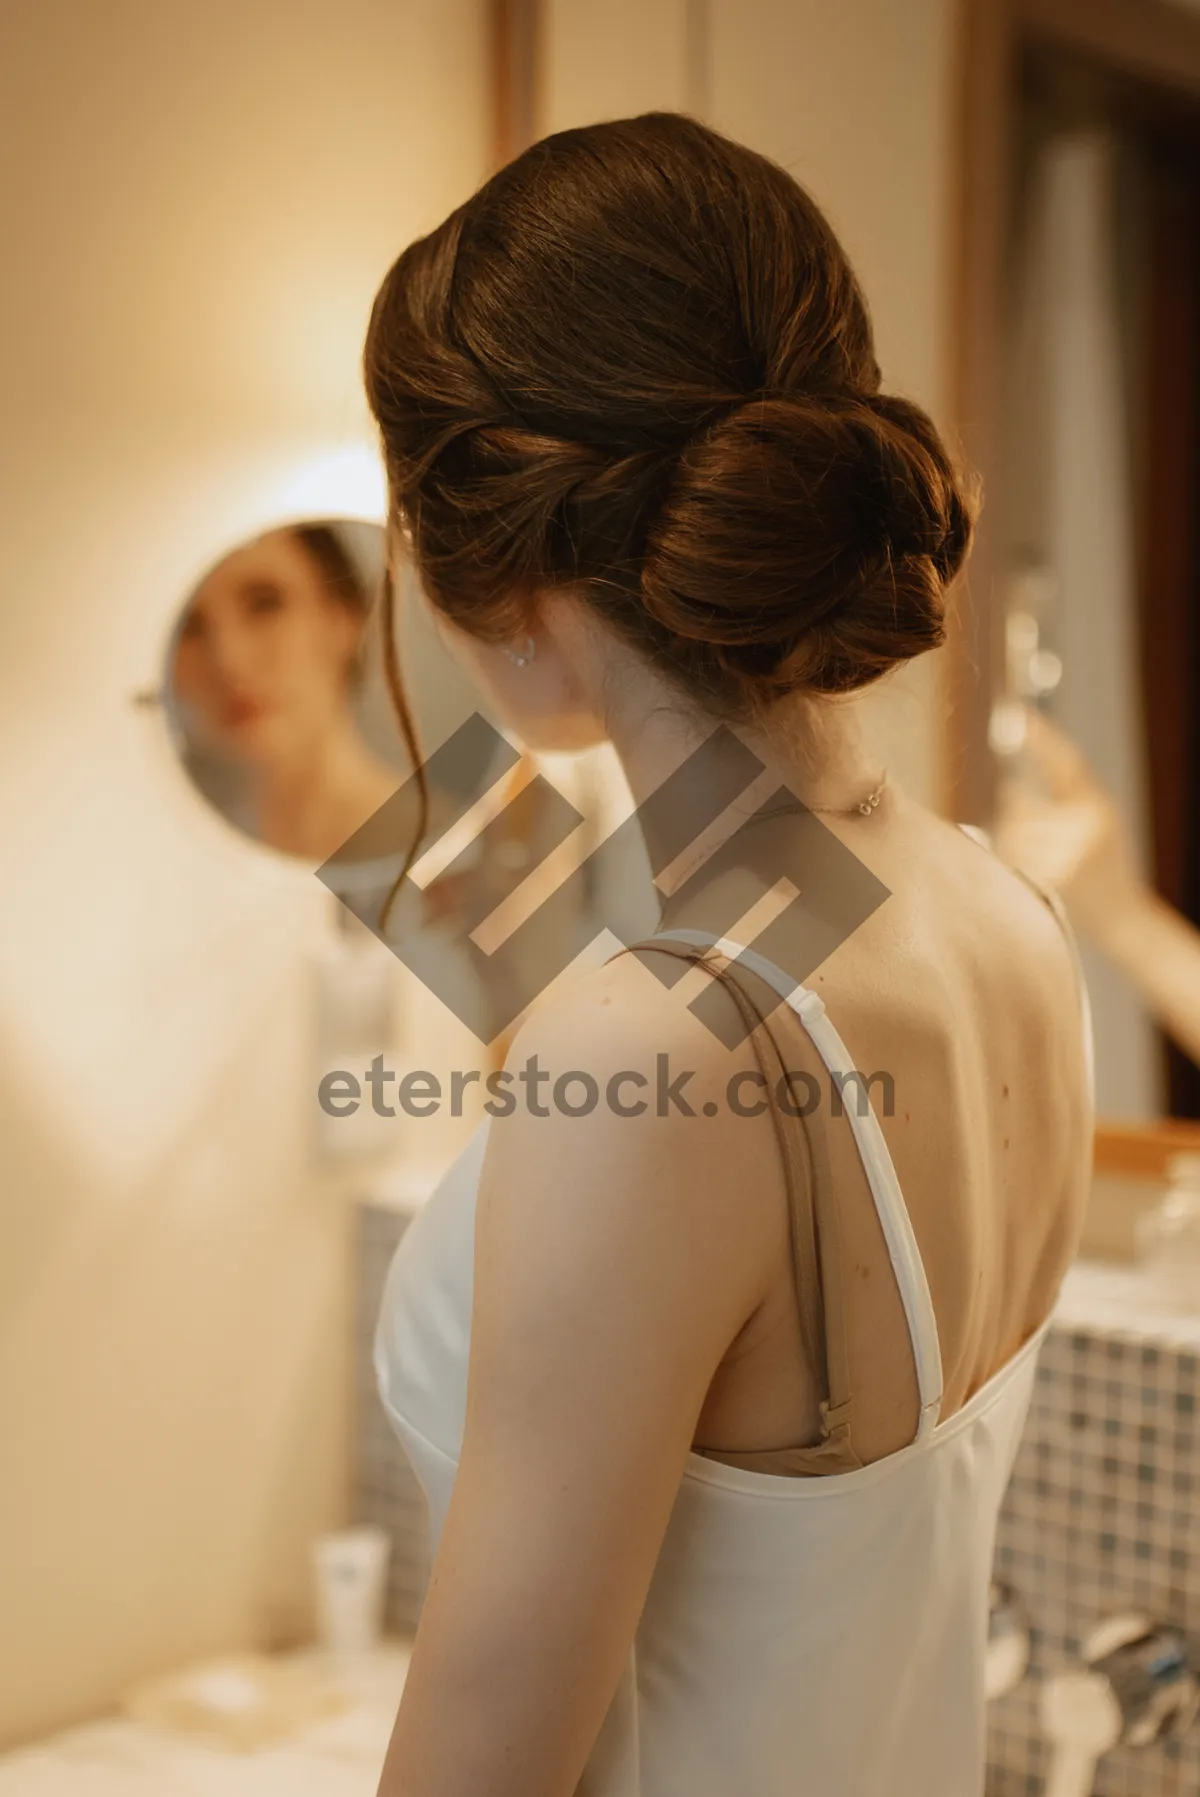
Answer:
[469,966,776,1479]
[378,956,783,1797]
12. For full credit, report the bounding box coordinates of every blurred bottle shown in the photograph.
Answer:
[1136,1153,1200,1312]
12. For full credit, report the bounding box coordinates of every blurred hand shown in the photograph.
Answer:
[993,708,1200,1069]
[991,708,1144,939]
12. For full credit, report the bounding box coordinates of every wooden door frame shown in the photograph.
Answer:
[488,0,542,170]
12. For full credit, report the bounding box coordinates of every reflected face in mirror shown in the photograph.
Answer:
[174,526,362,765]
[168,520,410,863]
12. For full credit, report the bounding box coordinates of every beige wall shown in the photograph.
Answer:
[543,0,692,126]
[0,0,487,1748]
[543,0,959,806]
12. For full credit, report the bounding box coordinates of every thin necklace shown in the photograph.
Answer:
[809,769,889,817]
[655,769,889,898]
[755,769,889,821]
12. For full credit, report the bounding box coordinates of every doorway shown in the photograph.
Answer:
[952,0,1200,1122]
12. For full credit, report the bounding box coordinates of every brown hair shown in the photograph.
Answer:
[285,521,376,696]
[365,111,975,729]
[289,522,371,618]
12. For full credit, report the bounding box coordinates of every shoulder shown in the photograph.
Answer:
[867,800,1090,1111]
[503,944,744,1079]
[473,945,787,1314]
[924,810,1093,1126]
[932,812,1083,981]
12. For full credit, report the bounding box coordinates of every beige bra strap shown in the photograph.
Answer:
[791,1077,857,1456]
[620,937,859,1469]
[717,958,859,1471]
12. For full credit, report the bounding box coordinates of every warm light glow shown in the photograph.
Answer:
[262,440,389,527]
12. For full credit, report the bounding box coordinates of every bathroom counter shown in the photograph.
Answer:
[0,1643,412,1796]
[1055,1257,1200,1349]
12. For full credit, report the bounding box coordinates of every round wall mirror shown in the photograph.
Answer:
[162,517,486,868]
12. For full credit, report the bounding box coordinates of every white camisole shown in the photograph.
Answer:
[374,925,1080,1796]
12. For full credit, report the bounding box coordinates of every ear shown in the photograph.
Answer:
[533,589,612,692]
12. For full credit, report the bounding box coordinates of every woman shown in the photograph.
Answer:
[994,706,1200,1068]
[368,115,1093,1797]
[172,522,398,859]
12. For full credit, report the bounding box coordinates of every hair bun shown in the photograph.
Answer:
[636,389,976,704]
[366,113,980,720]
[862,393,974,583]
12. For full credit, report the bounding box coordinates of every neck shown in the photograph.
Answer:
[604,667,883,820]
[251,713,392,857]
[599,665,887,901]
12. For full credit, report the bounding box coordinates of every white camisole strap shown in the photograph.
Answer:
[648,927,946,1439]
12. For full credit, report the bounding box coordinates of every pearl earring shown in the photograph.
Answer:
[505,634,536,668]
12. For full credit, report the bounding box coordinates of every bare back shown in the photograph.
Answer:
[678,786,1094,1470]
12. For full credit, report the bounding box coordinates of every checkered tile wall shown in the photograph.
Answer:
[987,1321,1200,1794]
